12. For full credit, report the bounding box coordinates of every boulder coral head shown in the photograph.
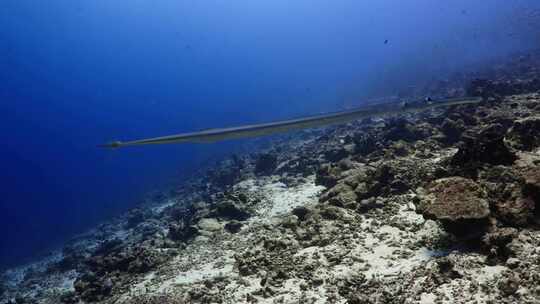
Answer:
[417,177,491,237]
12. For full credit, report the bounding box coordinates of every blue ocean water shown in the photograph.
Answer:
[0,0,538,269]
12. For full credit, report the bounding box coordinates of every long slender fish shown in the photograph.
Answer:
[99,97,481,148]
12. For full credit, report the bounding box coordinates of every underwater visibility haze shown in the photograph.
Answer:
[1,0,539,271]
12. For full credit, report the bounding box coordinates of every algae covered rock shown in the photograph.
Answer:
[210,199,251,221]
[75,243,172,301]
[495,189,536,227]
[352,132,380,156]
[479,166,537,227]
[521,166,540,199]
[315,163,342,188]
[417,177,490,236]
[255,153,278,175]
[439,118,466,144]
[521,167,540,218]
[383,118,425,142]
[482,227,518,263]
[73,272,113,302]
[451,124,516,168]
[291,206,311,221]
[498,272,521,296]
[506,116,540,151]
[320,182,358,209]
[323,146,350,162]
[59,290,79,304]
[168,221,198,242]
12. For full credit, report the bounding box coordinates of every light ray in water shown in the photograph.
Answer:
[99,97,481,148]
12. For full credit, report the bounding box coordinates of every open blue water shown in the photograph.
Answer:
[0,0,538,269]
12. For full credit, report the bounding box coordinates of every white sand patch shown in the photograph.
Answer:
[327,229,432,280]
[119,176,325,301]
[162,257,234,288]
[474,264,506,283]
[236,175,324,224]
[420,293,437,304]
[124,248,236,297]
[263,180,324,217]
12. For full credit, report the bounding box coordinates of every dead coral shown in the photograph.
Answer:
[74,243,173,302]
[168,220,198,242]
[210,198,251,221]
[255,153,278,175]
[207,155,246,188]
[383,117,426,143]
[417,177,490,237]
[315,163,343,188]
[506,115,540,151]
[449,123,517,178]
[482,227,518,264]
[439,118,466,144]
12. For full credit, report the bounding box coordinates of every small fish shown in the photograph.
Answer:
[384,39,389,44]
[99,97,481,148]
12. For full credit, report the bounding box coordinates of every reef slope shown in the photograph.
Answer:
[2,53,540,304]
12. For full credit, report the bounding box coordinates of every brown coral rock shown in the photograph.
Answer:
[418,177,490,236]
[451,124,517,169]
[520,167,540,218]
[506,116,540,151]
[496,194,535,227]
[522,167,540,192]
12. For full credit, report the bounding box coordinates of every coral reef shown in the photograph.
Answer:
[2,51,540,304]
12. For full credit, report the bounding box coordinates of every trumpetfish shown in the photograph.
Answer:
[99,97,481,148]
